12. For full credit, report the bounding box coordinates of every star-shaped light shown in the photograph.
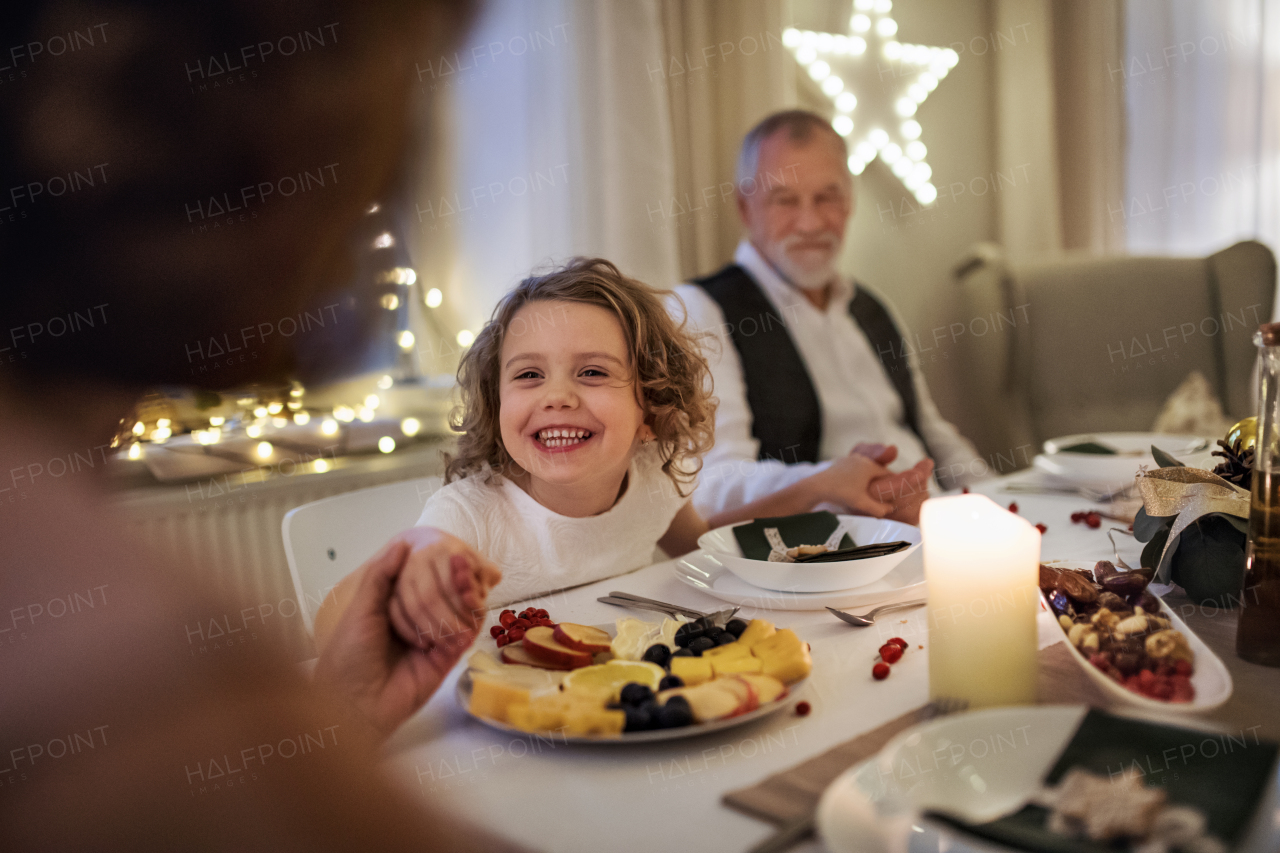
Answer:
[783,0,958,205]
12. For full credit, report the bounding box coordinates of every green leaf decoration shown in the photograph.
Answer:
[1150,444,1187,468]
[1168,515,1246,606]
[1057,441,1117,455]
[1141,525,1170,571]
[1132,507,1174,543]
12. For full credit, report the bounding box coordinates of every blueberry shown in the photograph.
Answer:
[619,683,655,707]
[688,636,715,655]
[672,648,694,657]
[715,631,737,646]
[657,696,693,728]
[623,704,654,732]
[674,623,705,648]
[658,674,684,691]
[642,643,672,668]
[694,616,716,632]
[725,618,748,637]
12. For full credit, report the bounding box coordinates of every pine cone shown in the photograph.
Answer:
[1211,438,1254,489]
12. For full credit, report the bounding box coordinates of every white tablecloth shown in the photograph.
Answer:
[377,470,1174,852]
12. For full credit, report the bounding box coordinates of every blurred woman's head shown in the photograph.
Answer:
[0,1,471,392]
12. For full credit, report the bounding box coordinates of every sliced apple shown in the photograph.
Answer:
[739,673,788,704]
[553,622,613,654]
[680,681,745,723]
[501,643,577,670]
[717,676,759,715]
[522,625,594,668]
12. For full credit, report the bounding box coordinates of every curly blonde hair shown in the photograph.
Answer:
[444,258,714,496]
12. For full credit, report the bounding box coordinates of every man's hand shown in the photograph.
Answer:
[313,529,501,739]
[804,454,895,516]
[850,443,897,466]
[870,458,934,525]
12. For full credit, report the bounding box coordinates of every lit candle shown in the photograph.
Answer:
[921,494,1039,708]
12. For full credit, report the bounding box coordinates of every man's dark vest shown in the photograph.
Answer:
[693,263,928,464]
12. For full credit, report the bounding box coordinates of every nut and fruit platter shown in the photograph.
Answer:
[1039,561,1197,703]
[460,605,812,741]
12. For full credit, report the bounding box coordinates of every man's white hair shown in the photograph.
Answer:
[735,109,849,188]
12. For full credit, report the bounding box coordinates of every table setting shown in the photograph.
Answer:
[379,429,1280,853]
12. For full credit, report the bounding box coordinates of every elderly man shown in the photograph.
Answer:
[672,110,982,523]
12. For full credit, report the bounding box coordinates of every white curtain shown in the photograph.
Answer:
[1124,0,1280,265]
[410,0,680,345]
[407,0,797,357]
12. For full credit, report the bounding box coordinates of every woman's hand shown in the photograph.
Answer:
[313,529,501,739]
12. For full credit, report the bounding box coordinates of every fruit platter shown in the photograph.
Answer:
[457,605,812,742]
[1038,561,1231,713]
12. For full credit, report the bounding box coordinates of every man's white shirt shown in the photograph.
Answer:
[670,240,983,517]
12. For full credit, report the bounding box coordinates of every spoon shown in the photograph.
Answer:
[826,599,926,627]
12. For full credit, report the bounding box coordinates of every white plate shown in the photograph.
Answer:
[696,515,921,593]
[456,670,805,744]
[1040,561,1232,714]
[456,621,808,743]
[817,705,1280,853]
[1034,432,1209,489]
[673,547,926,611]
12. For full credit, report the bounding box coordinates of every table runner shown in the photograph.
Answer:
[722,642,1108,824]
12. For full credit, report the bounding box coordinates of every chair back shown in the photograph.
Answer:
[282,476,441,638]
[951,241,1276,461]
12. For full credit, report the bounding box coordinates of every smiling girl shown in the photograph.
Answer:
[401,257,927,607]
[316,259,928,649]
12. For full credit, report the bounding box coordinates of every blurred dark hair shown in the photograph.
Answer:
[0,1,473,392]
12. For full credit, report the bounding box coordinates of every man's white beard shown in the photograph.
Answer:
[766,233,842,291]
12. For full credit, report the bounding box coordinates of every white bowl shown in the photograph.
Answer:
[696,515,922,593]
[1033,432,1209,489]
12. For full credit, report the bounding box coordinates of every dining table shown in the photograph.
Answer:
[380,467,1280,853]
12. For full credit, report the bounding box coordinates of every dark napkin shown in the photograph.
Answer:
[731,511,855,561]
[931,708,1279,852]
[1057,441,1117,455]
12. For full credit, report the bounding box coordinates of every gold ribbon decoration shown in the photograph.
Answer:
[1136,466,1249,577]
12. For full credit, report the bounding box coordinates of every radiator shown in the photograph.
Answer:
[110,442,450,662]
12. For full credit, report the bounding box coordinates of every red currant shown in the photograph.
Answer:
[887,637,908,650]
[513,617,532,630]
[499,611,517,628]
[489,625,505,639]
[872,662,891,680]
[1085,512,1101,529]
[1008,502,1019,513]
[961,486,970,494]
[507,627,526,642]
[495,634,511,648]
[794,701,811,717]
[879,643,903,664]
[1035,523,1047,534]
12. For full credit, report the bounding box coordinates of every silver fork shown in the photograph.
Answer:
[745,698,969,853]
[599,591,739,624]
[826,598,926,627]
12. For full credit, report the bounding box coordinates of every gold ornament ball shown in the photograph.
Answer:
[1225,416,1257,453]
